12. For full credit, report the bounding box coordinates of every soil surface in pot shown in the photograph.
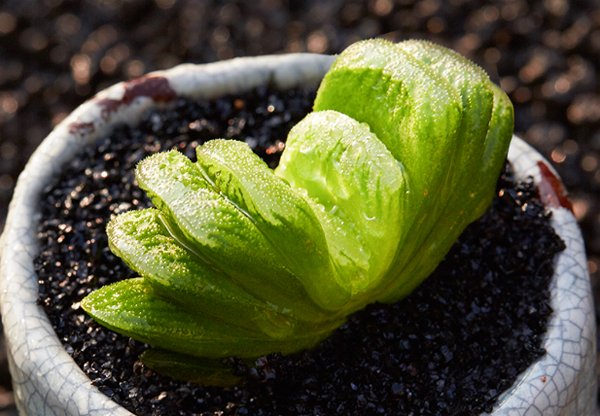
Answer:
[36,86,565,416]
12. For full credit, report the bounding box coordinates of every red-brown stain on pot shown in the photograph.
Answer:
[68,121,95,136]
[97,76,176,116]
[68,76,177,135]
[536,161,574,213]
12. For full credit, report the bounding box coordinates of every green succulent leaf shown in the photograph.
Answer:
[81,38,514,384]
[376,40,515,302]
[139,349,243,387]
[82,277,267,358]
[81,278,341,359]
[275,110,407,297]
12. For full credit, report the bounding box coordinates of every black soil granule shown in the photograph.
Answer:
[35,86,566,416]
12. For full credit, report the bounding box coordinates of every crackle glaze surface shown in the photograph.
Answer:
[0,54,597,416]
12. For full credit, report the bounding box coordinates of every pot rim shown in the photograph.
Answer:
[0,53,596,416]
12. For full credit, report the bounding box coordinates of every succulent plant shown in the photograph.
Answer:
[81,39,513,386]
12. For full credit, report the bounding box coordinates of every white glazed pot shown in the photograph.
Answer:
[0,54,597,416]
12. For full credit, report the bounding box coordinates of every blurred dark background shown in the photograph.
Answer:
[1,0,600,414]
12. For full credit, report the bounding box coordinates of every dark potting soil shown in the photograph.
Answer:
[35,85,565,416]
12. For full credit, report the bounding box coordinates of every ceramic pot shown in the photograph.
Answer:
[0,53,597,416]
